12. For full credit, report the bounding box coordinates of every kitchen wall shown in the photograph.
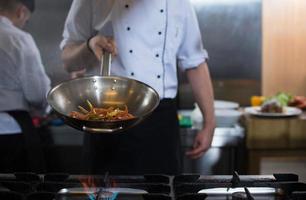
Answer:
[262,0,306,96]
[24,0,73,86]
[190,0,261,80]
[179,0,262,107]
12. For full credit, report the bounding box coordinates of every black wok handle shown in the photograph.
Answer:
[100,52,112,76]
[82,125,123,133]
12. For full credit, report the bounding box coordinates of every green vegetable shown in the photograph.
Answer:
[86,100,93,111]
[275,92,292,106]
[264,92,293,106]
[78,106,89,114]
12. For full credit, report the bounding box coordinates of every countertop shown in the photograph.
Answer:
[243,111,306,149]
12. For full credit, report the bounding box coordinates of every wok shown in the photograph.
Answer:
[47,53,160,133]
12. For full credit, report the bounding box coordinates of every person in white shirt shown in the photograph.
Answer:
[0,0,51,172]
[61,0,216,174]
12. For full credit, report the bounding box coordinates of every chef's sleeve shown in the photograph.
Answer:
[60,0,94,49]
[17,34,51,109]
[177,0,209,70]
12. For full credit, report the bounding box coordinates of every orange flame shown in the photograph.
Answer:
[79,176,98,200]
[79,175,118,200]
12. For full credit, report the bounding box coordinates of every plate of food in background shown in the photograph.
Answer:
[245,106,302,117]
[246,92,303,117]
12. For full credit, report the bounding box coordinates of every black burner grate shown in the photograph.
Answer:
[173,172,306,200]
[0,172,305,200]
[0,173,172,200]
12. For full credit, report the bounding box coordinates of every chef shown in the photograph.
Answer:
[61,0,216,174]
[0,0,51,172]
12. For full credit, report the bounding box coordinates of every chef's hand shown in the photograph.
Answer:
[88,35,117,60]
[185,128,214,159]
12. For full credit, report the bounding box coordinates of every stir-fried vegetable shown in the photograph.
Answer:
[69,100,135,121]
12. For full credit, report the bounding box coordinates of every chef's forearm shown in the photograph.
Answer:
[186,62,216,131]
[61,42,97,72]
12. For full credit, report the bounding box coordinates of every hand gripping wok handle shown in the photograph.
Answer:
[100,52,112,76]
[82,126,123,133]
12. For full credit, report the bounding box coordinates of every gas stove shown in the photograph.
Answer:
[0,172,305,200]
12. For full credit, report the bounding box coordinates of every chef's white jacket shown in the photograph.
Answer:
[0,16,51,134]
[61,0,208,99]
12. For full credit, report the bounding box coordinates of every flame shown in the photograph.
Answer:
[79,175,118,200]
[79,176,97,200]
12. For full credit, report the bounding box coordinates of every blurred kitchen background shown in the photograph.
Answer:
[24,0,306,180]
